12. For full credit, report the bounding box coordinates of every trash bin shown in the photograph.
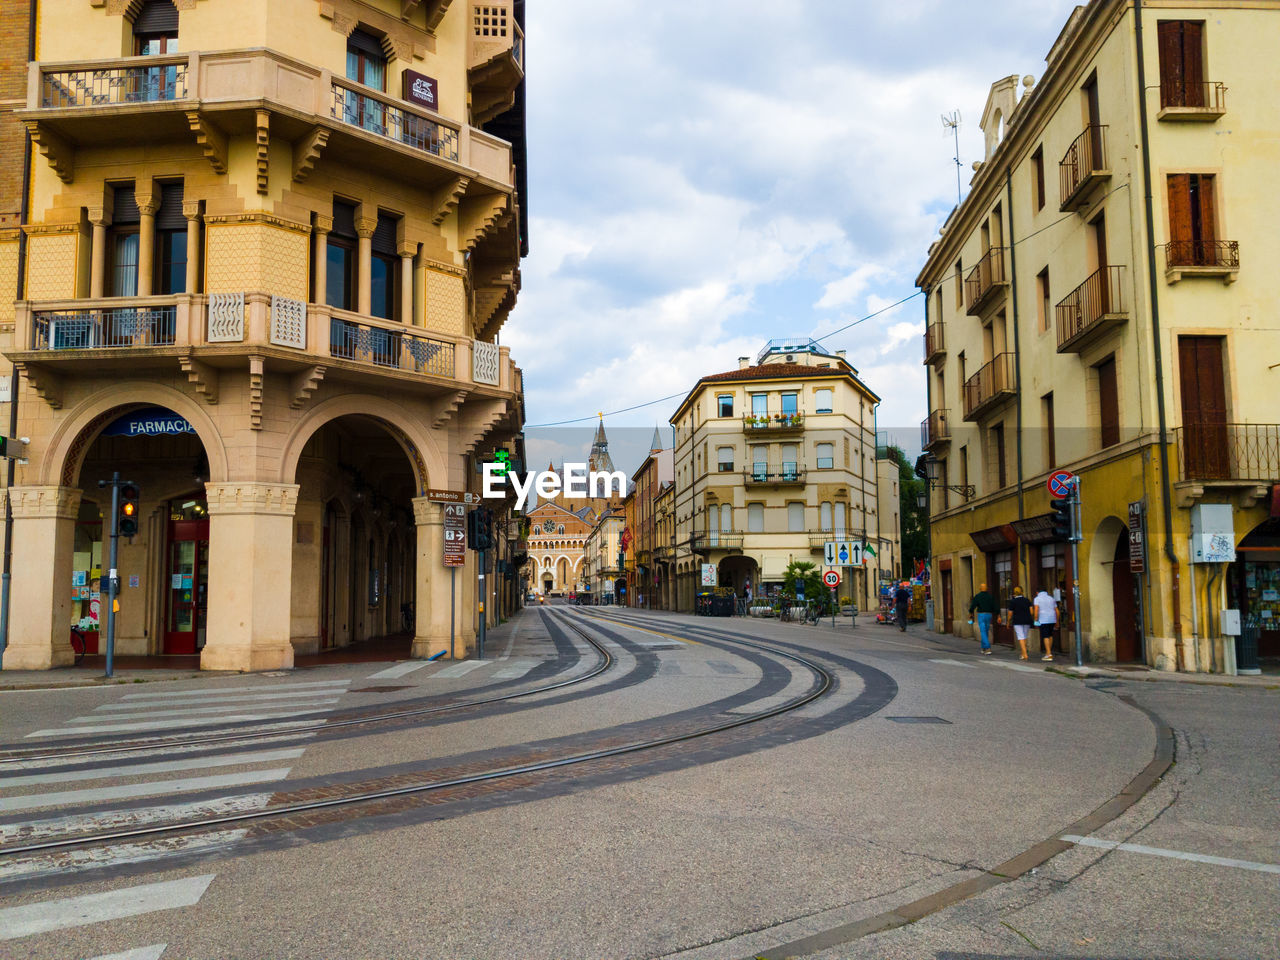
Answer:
[1236,619,1262,675]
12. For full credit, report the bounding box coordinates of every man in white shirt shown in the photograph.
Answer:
[1033,589,1059,661]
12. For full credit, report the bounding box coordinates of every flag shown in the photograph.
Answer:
[863,544,877,557]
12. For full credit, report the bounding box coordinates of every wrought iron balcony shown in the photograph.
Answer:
[1158,81,1227,121]
[742,411,805,434]
[330,78,460,163]
[1163,240,1239,283]
[921,409,951,449]
[691,530,745,553]
[964,248,1007,316]
[743,463,807,486]
[40,56,188,107]
[31,303,176,350]
[1173,423,1280,483]
[923,321,945,365]
[329,316,455,377]
[962,353,1016,421]
[1059,124,1110,212]
[1056,265,1128,353]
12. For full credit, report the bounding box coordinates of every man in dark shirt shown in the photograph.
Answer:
[968,583,999,654]
[893,581,911,631]
[1007,585,1034,660]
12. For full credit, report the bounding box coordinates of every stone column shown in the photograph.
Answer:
[398,241,415,325]
[312,213,332,305]
[182,200,202,295]
[201,482,299,672]
[88,211,110,298]
[2,486,82,670]
[411,497,467,658]
[136,194,158,297]
[355,214,376,316]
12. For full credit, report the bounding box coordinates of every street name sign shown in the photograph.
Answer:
[427,488,480,505]
[824,540,865,566]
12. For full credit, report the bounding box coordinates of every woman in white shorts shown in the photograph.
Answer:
[1007,585,1034,660]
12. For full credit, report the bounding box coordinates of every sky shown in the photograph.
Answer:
[508,0,1082,478]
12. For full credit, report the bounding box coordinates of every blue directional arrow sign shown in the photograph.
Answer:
[838,544,849,564]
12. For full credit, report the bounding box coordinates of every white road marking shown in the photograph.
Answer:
[6,733,315,772]
[928,658,978,668]
[119,680,349,699]
[0,793,274,844]
[73,700,340,723]
[28,712,335,738]
[628,637,686,647]
[0,769,292,814]
[725,668,814,715]
[1,748,306,789]
[83,945,168,960]
[793,686,865,719]
[987,661,1049,674]
[491,660,538,679]
[1061,835,1280,874]
[0,873,215,940]
[365,661,430,680]
[95,689,349,710]
[434,661,486,678]
[0,830,247,884]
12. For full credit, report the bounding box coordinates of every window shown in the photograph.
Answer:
[133,1,179,100]
[1096,356,1120,448]
[107,184,139,297]
[326,200,357,311]
[154,182,186,294]
[781,393,798,416]
[991,423,1007,489]
[814,388,833,414]
[747,503,764,533]
[938,459,949,511]
[959,445,969,501]
[750,394,767,417]
[1157,20,1206,108]
[820,501,833,532]
[751,445,767,481]
[780,444,798,480]
[954,259,963,308]
[1036,268,1050,334]
[1042,393,1056,470]
[717,447,734,472]
[720,503,732,532]
[370,212,400,321]
[833,502,846,537]
[1167,174,1217,265]
[787,502,804,533]
[816,443,834,470]
[1030,146,1045,211]
[717,394,733,418]
[345,29,387,133]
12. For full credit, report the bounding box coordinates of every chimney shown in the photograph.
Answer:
[738,356,750,369]
[836,350,846,358]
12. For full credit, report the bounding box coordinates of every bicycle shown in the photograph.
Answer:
[69,627,87,665]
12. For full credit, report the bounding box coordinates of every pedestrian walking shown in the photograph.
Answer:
[1033,588,1059,661]
[893,581,911,631]
[1007,585,1034,660]
[968,582,999,654]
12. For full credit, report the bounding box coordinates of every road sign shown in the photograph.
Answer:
[443,502,466,566]
[700,563,717,587]
[1128,501,1146,574]
[1047,470,1077,498]
[824,540,865,566]
[822,570,841,588]
[427,488,480,505]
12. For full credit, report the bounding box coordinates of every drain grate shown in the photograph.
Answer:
[886,716,952,724]
[349,685,416,693]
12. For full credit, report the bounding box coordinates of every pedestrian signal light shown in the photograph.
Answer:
[119,483,141,537]
[1049,497,1073,542]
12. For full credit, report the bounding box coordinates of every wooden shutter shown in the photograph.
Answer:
[1097,357,1119,449]
[1182,22,1205,107]
[1157,21,1185,106]
[1167,174,1192,260]
[1194,173,1216,245]
[134,0,178,34]
[1178,337,1229,479]
[155,182,185,230]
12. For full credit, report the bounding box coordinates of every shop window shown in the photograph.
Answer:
[326,200,358,311]
[990,549,1014,613]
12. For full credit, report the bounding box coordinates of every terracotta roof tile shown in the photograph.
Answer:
[698,363,847,383]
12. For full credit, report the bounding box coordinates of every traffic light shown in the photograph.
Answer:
[119,483,140,537]
[1049,497,1073,542]
[467,507,495,551]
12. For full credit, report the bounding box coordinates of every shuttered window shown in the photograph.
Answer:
[326,200,357,311]
[1177,336,1229,479]
[1030,146,1045,211]
[108,183,139,296]
[1157,20,1205,108]
[1167,174,1216,266]
[1096,356,1119,449]
[156,182,186,294]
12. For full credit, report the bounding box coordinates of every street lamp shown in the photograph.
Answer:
[921,456,975,500]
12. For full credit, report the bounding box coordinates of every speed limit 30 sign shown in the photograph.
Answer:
[822,570,841,588]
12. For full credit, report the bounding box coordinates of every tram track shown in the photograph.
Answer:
[0,608,836,864]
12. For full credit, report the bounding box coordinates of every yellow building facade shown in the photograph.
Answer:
[918,0,1280,670]
[0,0,527,670]
[669,338,898,613]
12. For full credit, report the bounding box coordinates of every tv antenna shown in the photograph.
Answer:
[941,110,962,206]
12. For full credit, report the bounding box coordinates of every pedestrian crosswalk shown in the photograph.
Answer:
[0,873,214,941]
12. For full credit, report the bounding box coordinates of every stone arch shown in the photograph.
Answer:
[278,394,446,492]
[1087,515,1129,652]
[42,383,230,488]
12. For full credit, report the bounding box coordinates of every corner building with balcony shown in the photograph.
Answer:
[669,339,896,614]
[918,0,1280,670]
[0,0,528,671]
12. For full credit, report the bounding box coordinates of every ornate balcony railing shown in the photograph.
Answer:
[31,304,176,350]
[964,248,1007,316]
[1056,265,1127,353]
[329,317,455,376]
[1158,80,1226,116]
[1164,240,1239,269]
[40,56,188,107]
[743,462,807,485]
[1173,424,1280,483]
[330,78,460,162]
[691,530,745,551]
[923,321,945,364]
[921,408,950,449]
[1059,124,1109,211]
[962,353,1016,421]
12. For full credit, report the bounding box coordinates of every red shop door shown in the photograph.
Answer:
[163,517,210,654]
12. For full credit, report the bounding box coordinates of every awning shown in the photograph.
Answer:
[969,524,1018,552]
[1010,514,1059,545]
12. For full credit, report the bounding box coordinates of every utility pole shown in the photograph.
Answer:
[96,473,138,678]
